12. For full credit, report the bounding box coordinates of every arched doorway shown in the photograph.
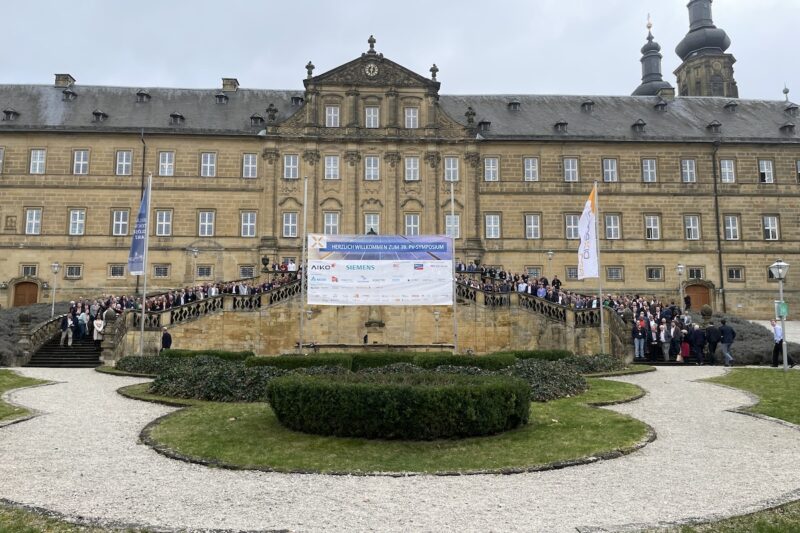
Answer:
[685,284,712,311]
[13,282,39,307]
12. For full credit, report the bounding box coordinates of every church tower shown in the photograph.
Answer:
[674,0,738,98]
[632,19,674,97]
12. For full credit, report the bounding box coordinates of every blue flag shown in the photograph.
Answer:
[128,179,151,276]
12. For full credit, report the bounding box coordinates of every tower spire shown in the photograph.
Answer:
[632,17,673,97]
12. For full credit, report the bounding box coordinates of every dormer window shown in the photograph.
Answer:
[780,122,796,135]
[654,98,667,112]
[580,99,594,113]
[215,93,229,104]
[554,120,568,133]
[250,114,265,127]
[507,100,521,111]
[170,112,185,126]
[478,120,491,132]
[92,109,108,123]
[291,96,304,106]
[2,108,19,121]
[631,119,646,133]
[136,90,151,103]
[62,88,77,101]
[706,120,722,134]
[785,103,799,118]
[724,100,738,113]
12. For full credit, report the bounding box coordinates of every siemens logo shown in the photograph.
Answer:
[346,265,376,271]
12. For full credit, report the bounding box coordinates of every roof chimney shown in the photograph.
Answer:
[55,74,76,88]
[221,78,239,92]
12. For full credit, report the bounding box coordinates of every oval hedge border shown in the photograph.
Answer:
[266,373,530,440]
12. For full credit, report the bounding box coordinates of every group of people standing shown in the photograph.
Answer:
[59,299,113,348]
[631,314,737,366]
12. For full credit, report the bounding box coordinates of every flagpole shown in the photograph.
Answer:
[450,181,459,354]
[139,172,153,356]
[298,175,308,354]
[594,181,606,354]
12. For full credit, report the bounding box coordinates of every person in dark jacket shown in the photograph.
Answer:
[689,324,707,364]
[632,322,647,359]
[719,319,736,366]
[705,322,721,364]
[160,327,172,353]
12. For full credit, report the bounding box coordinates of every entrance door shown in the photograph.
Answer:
[685,284,710,310]
[13,282,39,307]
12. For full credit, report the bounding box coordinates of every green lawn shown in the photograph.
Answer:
[705,368,800,425]
[0,369,48,422]
[648,500,800,532]
[0,502,150,533]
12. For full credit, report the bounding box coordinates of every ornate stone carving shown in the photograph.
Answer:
[465,106,476,125]
[465,151,480,168]
[266,104,278,122]
[322,180,341,193]
[345,151,361,167]
[430,64,439,81]
[305,61,315,79]
[424,151,441,169]
[261,149,279,164]
[280,182,299,195]
[384,151,401,168]
[303,150,320,165]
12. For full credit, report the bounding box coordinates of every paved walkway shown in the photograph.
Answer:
[1,366,799,532]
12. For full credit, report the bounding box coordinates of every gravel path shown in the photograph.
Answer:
[1,366,799,532]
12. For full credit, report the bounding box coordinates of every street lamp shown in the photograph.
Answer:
[433,310,441,344]
[676,263,685,311]
[50,262,60,318]
[769,259,790,371]
[547,250,554,278]
[187,248,199,286]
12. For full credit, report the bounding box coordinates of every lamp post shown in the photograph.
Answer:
[769,259,790,372]
[547,250,554,279]
[433,310,440,344]
[676,263,685,311]
[50,262,60,318]
[187,248,199,287]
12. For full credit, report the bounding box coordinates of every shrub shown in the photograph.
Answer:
[412,353,516,371]
[495,349,574,361]
[116,355,182,376]
[160,349,254,362]
[267,372,530,440]
[503,359,587,402]
[357,363,425,375]
[245,354,352,370]
[350,352,418,370]
[432,365,494,376]
[563,354,626,374]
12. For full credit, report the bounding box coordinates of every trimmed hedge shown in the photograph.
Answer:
[412,353,516,371]
[503,359,587,402]
[266,372,530,440]
[495,349,574,361]
[160,349,254,362]
[564,354,626,374]
[350,352,419,370]
[116,355,181,376]
[245,354,352,370]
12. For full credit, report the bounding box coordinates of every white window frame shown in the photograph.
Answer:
[646,266,664,281]
[323,212,340,235]
[445,214,460,239]
[283,212,298,237]
[681,159,697,183]
[112,209,129,236]
[73,150,89,175]
[197,265,213,278]
[404,156,419,181]
[108,264,126,278]
[116,150,132,176]
[684,215,700,240]
[644,214,661,240]
[566,266,579,280]
[325,105,340,128]
[563,157,578,182]
[200,152,216,178]
[155,209,172,236]
[65,265,83,279]
[602,158,618,182]
[762,215,779,240]
[241,211,257,238]
[69,209,86,236]
[364,156,380,180]
[324,155,339,180]
[198,210,215,237]
[153,264,170,278]
[688,267,705,280]
[159,151,175,177]
[720,159,735,183]
[404,107,419,129]
[25,208,42,235]
[796,160,800,183]
[484,157,499,181]
[525,214,541,240]
[485,214,501,239]
[30,149,46,174]
[565,214,580,240]
[404,213,420,236]
[606,266,624,281]
[604,213,620,240]
[0,147,4,173]
[727,266,744,282]
[523,157,539,181]
[364,213,380,234]
[283,154,299,179]
[242,153,258,179]
[365,106,380,128]
[444,157,459,182]
[758,160,774,183]
[239,265,256,279]
[642,158,657,183]
[724,215,740,241]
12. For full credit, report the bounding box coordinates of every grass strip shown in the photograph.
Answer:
[0,370,48,423]
[705,368,800,426]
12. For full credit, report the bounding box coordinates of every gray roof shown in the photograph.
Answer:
[0,84,797,143]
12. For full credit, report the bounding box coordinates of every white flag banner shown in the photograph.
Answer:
[578,184,599,279]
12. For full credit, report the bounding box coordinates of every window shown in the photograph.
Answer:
[153,264,170,278]
[283,155,299,179]
[404,157,419,181]
[565,214,580,240]
[242,153,258,178]
[684,215,700,240]
[404,213,420,236]
[323,212,339,235]
[365,106,380,128]
[404,107,418,129]
[796,160,800,183]
[523,157,539,181]
[364,213,380,234]
[198,211,215,237]
[30,149,46,174]
[525,214,541,239]
[758,160,774,183]
[324,155,339,179]
[325,105,340,128]
[602,158,618,182]
[644,215,660,240]
[720,159,735,183]
[525,266,542,279]
[445,214,460,239]
[762,215,779,240]
[200,152,216,177]
[727,266,744,282]
[364,156,380,180]
[563,157,578,182]
[73,150,89,175]
[109,264,125,278]
[604,214,620,240]
[65,264,83,279]
[241,211,257,237]
[283,212,298,237]
[681,159,696,183]
[21,264,37,277]
[566,267,579,280]
[116,150,132,176]
[69,209,86,236]
[239,265,256,279]
[484,157,499,181]
[0,147,4,173]
[606,266,624,281]
[646,266,664,281]
[485,214,501,239]
[159,151,175,176]
[688,267,704,280]
[155,210,172,236]
[112,210,129,236]
[197,265,213,278]
[25,208,42,235]
[444,157,459,182]
[724,215,740,240]
[642,159,657,182]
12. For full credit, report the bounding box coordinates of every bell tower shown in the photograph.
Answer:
[674,0,738,98]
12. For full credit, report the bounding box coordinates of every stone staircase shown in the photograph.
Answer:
[25,334,102,368]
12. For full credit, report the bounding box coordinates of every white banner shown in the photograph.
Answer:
[578,184,599,279]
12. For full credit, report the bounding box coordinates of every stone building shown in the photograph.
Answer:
[0,0,797,318]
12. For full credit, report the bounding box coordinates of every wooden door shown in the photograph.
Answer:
[685,284,710,310]
[12,282,39,307]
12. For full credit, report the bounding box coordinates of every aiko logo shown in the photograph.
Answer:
[310,264,332,271]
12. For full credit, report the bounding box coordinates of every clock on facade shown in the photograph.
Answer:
[364,63,379,77]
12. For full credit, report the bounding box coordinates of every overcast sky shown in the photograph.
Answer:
[2,0,798,101]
